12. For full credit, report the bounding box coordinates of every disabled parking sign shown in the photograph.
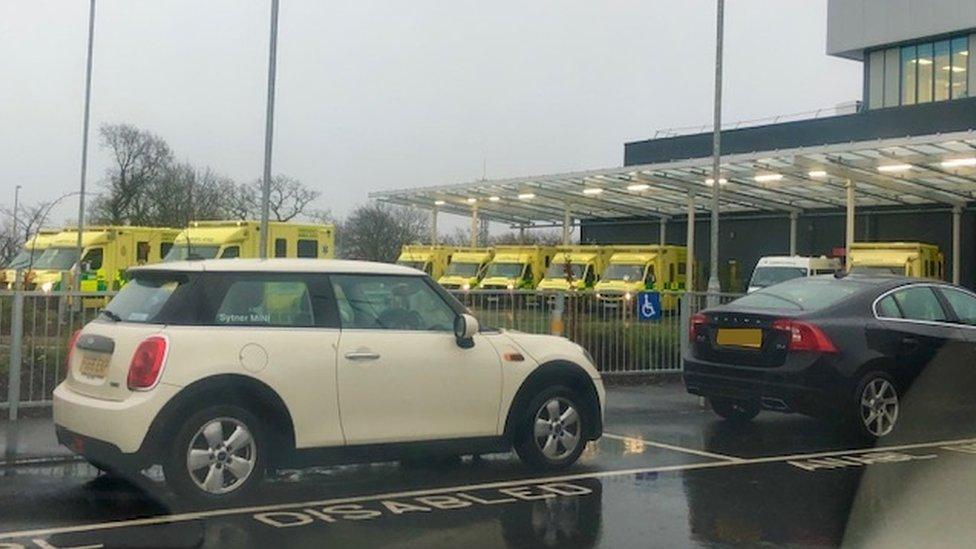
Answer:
[636,291,662,321]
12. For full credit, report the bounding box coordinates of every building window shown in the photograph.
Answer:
[917,42,934,103]
[868,50,884,109]
[934,40,951,101]
[866,33,972,109]
[883,48,900,107]
[951,36,968,99]
[901,46,917,105]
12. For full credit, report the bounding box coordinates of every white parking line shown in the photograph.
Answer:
[2,435,974,541]
[602,433,744,462]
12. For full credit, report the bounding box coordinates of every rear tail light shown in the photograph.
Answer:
[127,336,168,390]
[772,319,838,353]
[64,329,82,376]
[690,313,707,341]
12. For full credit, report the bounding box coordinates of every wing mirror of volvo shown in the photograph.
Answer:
[454,313,479,348]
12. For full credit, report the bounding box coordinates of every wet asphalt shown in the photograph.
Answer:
[1,380,975,548]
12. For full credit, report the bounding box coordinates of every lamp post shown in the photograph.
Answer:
[74,0,96,292]
[259,0,280,259]
[707,0,725,305]
[12,185,21,243]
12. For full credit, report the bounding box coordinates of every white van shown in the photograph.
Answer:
[747,256,842,293]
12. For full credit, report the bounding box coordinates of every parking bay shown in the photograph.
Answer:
[1,381,975,548]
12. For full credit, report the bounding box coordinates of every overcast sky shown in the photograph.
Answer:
[0,0,860,229]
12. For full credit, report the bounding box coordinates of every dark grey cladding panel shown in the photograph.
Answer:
[624,97,976,165]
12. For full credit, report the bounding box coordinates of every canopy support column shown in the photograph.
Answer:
[659,219,667,245]
[563,203,572,245]
[845,180,855,271]
[789,211,798,256]
[470,204,479,247]
[518,225,525,244]
[686,191,696,291]
[952,205,962,284]
[431,206,438,246]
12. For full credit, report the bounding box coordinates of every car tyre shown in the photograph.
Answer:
[850,371,900,442]
[709,397,760,423]
[514,386,588,470]
[163,404,267,502]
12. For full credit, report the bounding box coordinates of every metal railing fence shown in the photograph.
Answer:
[1,288,745,412]
[450,290,743,376]
[1,290,116,411]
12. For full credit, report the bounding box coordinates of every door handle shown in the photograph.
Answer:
[900,336,920,348]
[345,351,381,361]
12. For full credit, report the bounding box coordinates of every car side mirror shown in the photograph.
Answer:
[454,313,478,348]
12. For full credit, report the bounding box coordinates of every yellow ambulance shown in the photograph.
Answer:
[165,221,335,262]
[848,242,944,280]
[477,246,554,290]
[537,246,615,291]
[2,230,61,289]
[395,245,456,280]
[30,226,180,292]
[594,245,689,309]
[438,247,494,290]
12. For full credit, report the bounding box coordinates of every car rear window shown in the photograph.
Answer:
[731,277,867,311]
[103,272,190,323]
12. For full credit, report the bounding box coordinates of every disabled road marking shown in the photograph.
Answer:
[1,435,975,542]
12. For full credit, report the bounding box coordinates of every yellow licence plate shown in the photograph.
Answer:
[79,353,111,379]
[716,328,763,349]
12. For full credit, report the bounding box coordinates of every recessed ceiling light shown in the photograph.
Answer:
[753,173,784,183]
[488,195,501,201]
[627,183,650,192]
[877,164,913,173]
[917,58,933,65]
[582,188,603,195]
[941,157,976,168]
[704,178,728,185]
[518,192,536,200]
[466,197,477,203]
[807,170,828,178]
[434,200,446,206]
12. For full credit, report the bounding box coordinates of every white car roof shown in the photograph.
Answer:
[132,258,423,276]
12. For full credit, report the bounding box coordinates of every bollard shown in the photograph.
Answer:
[550,293,565,336]
[679,292,690,364]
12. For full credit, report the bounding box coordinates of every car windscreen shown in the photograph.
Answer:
[396,260,427,271]
[33,247,79,270]
[5,249,34,269]
[102,272,191,323]
[485,262,523,278]
[731,277,868,311]
[545,263,585,279]
[850,265,903,276]
[749,266,807,288]
[163,244,220,261]
[603,264,643,281]
[445,262,479,276]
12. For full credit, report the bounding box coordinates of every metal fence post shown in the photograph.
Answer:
[679,291,689,367]
[5,270,25,461]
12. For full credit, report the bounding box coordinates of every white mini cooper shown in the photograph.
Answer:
[53,259,605,500]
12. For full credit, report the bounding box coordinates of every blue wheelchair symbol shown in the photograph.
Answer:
[636,292,662,321]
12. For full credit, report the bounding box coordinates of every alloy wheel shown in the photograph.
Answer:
[534,397,582,461]
[186,417,257,495]
[860,378,899,437]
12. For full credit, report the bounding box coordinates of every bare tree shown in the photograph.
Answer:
[91,123,173,225]
[339,202,429,262]
[0,201,54,265]
[239,175,320,221]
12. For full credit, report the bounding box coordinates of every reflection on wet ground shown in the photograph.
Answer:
[1,381,975,548]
